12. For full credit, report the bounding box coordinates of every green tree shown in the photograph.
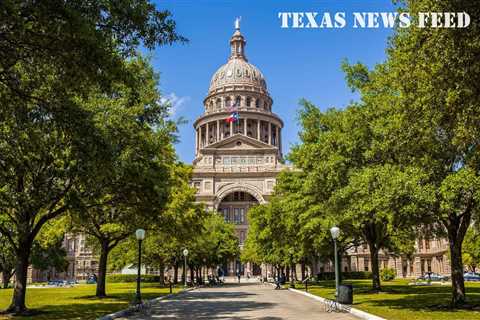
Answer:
[0,1,185,313]
[341,0,480,304]
[118,164,208,285]
[289,100,433,291]
[462,228,480,273]
[69,57,178,298]
[182,212,239,283]
[0,234,15,289]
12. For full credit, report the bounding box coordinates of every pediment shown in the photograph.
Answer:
[203,134,275,150]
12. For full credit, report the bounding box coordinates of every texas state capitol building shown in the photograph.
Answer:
[191,22,289,276]
[190,21,451,279]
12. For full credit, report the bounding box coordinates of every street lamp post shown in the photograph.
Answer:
[183,248,189,287]
[330,226,340,299]
[135,229,145,305]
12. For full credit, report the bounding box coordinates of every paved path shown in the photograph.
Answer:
[122,283,356,320]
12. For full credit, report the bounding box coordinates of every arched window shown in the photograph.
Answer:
[246,97,252,107]
[216,98,221,109]
[235,96,241,107]
[264,101,268,110]
[255,99,260,108]
[225,97,231,108]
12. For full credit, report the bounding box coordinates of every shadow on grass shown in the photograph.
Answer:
[0,302,127,320]
[309,280,480,313]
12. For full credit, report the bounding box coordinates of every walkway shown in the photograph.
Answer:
[121,282,356,319]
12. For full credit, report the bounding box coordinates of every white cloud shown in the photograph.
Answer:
[160,93,190,117]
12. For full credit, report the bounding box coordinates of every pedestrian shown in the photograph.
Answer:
[274,275,281,290]
[237,270,241,283]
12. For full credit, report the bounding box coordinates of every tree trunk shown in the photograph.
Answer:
[7,243,31,314]
[96,240,110,298]
[285,266,290,281]
[449,239,465,305]
[445,206,471,306]
[173,261,178,284]
[189,264,194,285]
[301,261,306,281]
[368,242,381,291]
[159,261,165,286]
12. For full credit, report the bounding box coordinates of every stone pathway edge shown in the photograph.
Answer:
[287,287,387,320]
[97,286,197,320]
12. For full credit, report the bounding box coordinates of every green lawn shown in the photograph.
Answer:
[0,282,180,320]
[294,279,480,320]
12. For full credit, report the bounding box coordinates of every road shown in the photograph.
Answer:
[121,282,356,320]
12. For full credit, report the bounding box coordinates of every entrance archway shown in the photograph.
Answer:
[216,188,262,276]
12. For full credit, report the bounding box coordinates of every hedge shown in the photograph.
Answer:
[316,271,372,281]
[106,274,161,283]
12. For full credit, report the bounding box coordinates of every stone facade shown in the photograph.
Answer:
[192,23,290,276]
[26,233,97,283]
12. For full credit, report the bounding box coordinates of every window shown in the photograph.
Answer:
[234,208,240,223]
[425,238,430,250]
[255,99,260,108]
[193,181,201,191]
[225,97,231,108]
[235,96,241,107]
[418,239,423,250]
[239,231,245,244]
[222,208,229,222]
[216,98,221,108]
[246,97,251,107]
[364,258,369,271]
[240,208,245,223]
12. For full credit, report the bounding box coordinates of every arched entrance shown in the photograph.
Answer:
[216,189,262,276]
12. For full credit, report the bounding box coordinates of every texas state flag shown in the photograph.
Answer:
[226,100,240,123]
[226,111,239,123]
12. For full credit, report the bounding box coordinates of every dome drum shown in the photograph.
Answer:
[203,92,273,114]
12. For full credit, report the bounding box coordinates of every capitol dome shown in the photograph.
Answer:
[209,58,267,94]
[208,29,268,95]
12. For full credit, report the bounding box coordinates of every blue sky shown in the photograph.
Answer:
[151,0,396,163]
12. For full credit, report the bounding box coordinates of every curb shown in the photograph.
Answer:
[97,286,197,320]
[288,288,386,320]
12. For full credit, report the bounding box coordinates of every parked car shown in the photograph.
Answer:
[47,280,68,286]
[416,272,449,281]
[464,272,480,281]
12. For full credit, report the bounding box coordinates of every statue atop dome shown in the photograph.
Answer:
[235,17,241,30]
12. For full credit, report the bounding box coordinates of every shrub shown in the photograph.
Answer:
[380,268,396,281]
[316,271,372,281]
[106,274,161,283]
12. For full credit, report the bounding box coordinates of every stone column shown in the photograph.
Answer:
[206,122,209,146]
[217,120,220,142]
[257,120,261,141]
[244,118,248,136]
[268,122,272,145]
[230,120,233,136]
[279,128,282,154]
[275,126,279,146]
[195,128,198,155]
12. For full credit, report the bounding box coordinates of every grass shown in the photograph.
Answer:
[0,282,180,320]
[293,279,480,320]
